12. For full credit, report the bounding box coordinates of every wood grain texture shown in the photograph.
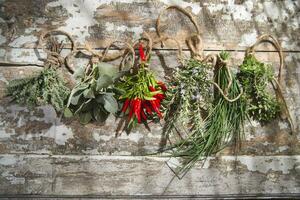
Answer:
[0,154,299,195]
[0,0,299,50]
[0,0,299,197]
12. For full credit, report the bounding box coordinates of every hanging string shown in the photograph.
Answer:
[245,34,294,133]
[39,30,77,73]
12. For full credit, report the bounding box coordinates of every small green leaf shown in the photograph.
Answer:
[67,83,89,106]
[64,107,73,118]
[97,62,118,77]
[83,88,95,99]
[79,112,92,124]
[73,66,85,80]
[96,75,113,91]
[93,106,109,122]
[103,94,118,113]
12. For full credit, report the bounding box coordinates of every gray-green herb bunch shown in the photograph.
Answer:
[65,62,122,124]
[162,58,212,147]
[7,68,70,112]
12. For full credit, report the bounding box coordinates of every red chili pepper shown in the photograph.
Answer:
[134,98,142,123]
[143,101,153,114]
[149,100,162,118]
[121,99,130,113]
[154,93,164,101]
[149,85,156,92]
[128,99,135,121]
[157,81,167,91]
[139,43,146,62]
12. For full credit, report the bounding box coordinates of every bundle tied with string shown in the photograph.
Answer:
[157,6,214,151]
[237,34,294,133]
[6,30,76,112]
[157,6,246,178]
[115,32,168,136]
[65,40,135,124]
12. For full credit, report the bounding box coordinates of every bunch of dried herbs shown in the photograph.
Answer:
[65,62,121,124]
[7,68,70,112]
[168,52,247,176]
[162,58,211,146]
[237,54,281,123]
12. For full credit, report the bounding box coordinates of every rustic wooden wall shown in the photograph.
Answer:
[0,0,299,198]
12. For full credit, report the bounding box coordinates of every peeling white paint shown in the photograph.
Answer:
[255,13,268,23]
[281,36,298,49]
[277,146,289,153]
[29,106,58,124]
[93,130,143,143]
[205,3,223,13]
[105,22,144,39]
[159,0,202,14]
[35,17,48,24]
[47,0,98,44]
[278,121,289,130]
[9,49,43,64]
[119,131,144,143]
[24,27,41,34]
[223,155,300,174]
[9,35,38,47]
[0,72,8,84]
[239,31,257,47]
[263,1,280,21]
[0,49,5,57]
[0,34,6,45]
[0,155,19,166]
[0,125,14,140]
[1,171,25,185]
[166,157,180,169]
[96,134,112,142]
[226,0,252,21]
[17,124,73,145]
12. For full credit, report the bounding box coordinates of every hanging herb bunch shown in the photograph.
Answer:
[162,57,212,146]
[166,51,246,177]
[6,30,75,112]
[116,34,167,134]
[65,41,135,124]
[237,34,294,132]
[155,6,248,177]
[156,6,213,150]
[238,54,280,123]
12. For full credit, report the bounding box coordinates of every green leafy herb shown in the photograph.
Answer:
[6,68,70,112]
[237,54,280,123]
[66,62,121,124]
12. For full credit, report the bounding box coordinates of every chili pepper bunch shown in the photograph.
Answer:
[117,44,167,127]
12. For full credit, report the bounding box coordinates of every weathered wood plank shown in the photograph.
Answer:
[0,0,299,51]
[0,154,299,195]
[0,51,299,156]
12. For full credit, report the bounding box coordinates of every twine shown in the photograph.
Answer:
[156,5,203,60]
[246,34,294,133]
[39,30,77,73]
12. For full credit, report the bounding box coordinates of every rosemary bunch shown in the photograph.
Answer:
[7,68,70,112]
[162,58,211,144]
